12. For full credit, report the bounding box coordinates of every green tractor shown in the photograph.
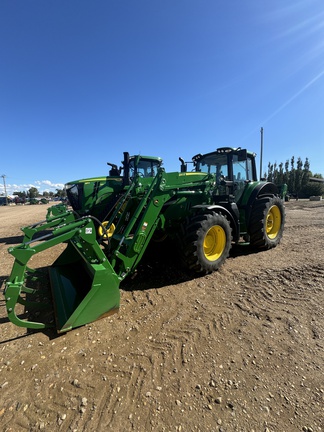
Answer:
[46,152,163,238]
[59,152,162,218]
[189,147,285,257]
[3,147,285,333]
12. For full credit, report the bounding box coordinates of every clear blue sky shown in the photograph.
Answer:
[1,0,323,196]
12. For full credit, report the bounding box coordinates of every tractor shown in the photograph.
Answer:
[53,152,162,219]
[44,152,163,239]
[3,147,285,333]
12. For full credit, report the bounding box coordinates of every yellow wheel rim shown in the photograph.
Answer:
[203,225,226,261]
[98,221,115,239]
[266,205,281,239]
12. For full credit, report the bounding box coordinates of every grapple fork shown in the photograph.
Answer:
[4,215,120,333]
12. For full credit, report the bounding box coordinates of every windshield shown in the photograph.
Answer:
[129,159,161,178]
[196,152,254,182]
[195,154,228,180]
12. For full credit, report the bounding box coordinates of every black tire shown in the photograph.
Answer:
[180,212,232,274]
[249,196,285,249]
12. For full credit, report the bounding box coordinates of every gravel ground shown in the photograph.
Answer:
[0,200,323,432]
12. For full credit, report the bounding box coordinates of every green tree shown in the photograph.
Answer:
[28,187,39,198]
[295,157,303,197]
[288,156,295,193]
[273,162,278,184]
[267,162,273,182]
[266,155,323,198]
[300,157,311,195]
[55,188,67,198]
[277,162,284,186]
[283,160,289,185]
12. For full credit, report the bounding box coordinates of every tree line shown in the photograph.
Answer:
[13,187,67,199]
[265,156,324,198]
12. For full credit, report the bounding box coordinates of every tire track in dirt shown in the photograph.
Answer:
[1,201,324,431]
[234,265,323,311]
[232,265,324,354]
[79,280,236,430]
[35,285,209,431]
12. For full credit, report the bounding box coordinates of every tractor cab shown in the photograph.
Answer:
[128,155,163,179]
[106,153,163,181]
[192,147,258,201]
[119,153,163,186]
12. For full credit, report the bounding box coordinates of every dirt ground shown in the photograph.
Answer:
[0,200,323,432]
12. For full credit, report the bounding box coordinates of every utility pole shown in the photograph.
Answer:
[260,127,264,180]
[1,174,8,205]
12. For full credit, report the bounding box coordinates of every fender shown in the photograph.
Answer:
[239,181,279,229]
[192,203,240,242]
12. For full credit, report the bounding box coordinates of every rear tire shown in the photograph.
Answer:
[181,212,232,274]
[249,196,285,249]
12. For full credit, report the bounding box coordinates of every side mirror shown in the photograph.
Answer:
[238,149,247,161]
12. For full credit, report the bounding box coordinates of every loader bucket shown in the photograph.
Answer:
[49,243,120,333]
[4,216,121,333]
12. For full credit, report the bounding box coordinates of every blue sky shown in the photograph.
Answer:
[1,0,324,196]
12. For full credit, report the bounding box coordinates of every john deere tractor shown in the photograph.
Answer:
[3,147,285,333]
[45,152,163,239]
[61,152,163,219]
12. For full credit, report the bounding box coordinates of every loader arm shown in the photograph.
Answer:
[108,168,212,277]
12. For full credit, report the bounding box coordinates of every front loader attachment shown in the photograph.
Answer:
[4,215,120,333]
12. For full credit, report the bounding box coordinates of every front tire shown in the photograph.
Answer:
[249,196,285,249]
[181,212,232,274]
